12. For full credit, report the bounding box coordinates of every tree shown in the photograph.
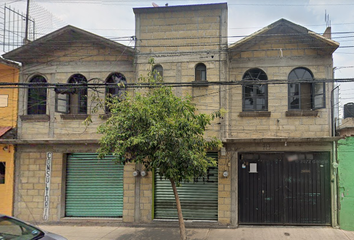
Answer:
[97,60,222,240]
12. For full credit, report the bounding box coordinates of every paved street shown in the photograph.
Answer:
[39,225,354,240]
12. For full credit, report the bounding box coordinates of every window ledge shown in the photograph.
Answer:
[191,81,209,87]
[20,114,50,122]
[99,113,112,120]
[239,111,271,117]
[60,114,89,120]
[286,110,319,117]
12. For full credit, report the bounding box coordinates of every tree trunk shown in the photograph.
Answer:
[170,179,187,240]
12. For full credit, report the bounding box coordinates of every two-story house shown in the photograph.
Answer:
[226,19,339,226]
[3,26,135,222]
[2,2,340,228]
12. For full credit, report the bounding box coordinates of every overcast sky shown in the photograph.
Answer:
[5,0,354,114]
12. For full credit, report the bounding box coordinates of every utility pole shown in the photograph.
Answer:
[24,0,30,44]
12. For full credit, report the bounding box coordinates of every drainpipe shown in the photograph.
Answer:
[331,85,339,227]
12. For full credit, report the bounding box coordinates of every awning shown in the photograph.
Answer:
[0,127,12,138]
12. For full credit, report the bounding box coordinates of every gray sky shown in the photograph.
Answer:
[6,0,354,115]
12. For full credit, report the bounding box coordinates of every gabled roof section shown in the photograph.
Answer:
[229,18,339,53]
[3,25,134,63]
[0,57,20,69]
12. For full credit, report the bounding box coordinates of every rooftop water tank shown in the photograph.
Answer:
[344,102,354,118]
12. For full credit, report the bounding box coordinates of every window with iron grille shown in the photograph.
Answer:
[288,67,325,110]
[55,74,87,114]
[27,75,47,115]
[105,72,127,113]
[242,68,268,111]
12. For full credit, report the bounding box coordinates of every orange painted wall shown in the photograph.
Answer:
[0,64,19,127]
[0,62,19,215]
[0,144,14,215]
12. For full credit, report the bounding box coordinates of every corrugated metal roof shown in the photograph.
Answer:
[0,126,12,138]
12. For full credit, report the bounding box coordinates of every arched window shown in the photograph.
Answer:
[242,68,268,111]
[105,72,127,113]
[288,67,325,110]
[195,63,207,81]
[68,74,87,114]
[27,75,47,115]
[152,65,163,80]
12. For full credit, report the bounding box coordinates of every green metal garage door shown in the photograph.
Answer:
[154,153,218,221]
[66,153,124,217]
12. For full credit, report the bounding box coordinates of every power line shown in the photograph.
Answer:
[1,78,354,89]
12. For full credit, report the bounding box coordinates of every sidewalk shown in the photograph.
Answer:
[39,225,354,240]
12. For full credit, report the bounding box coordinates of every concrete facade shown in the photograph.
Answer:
[1,2,343,229]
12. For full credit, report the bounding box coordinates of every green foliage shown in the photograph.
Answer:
[97,59,222,184]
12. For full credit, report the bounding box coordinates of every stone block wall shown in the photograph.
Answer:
[138,9,221,53]
[122,162,136,222]
[218,152,231,224]
[140,171,153,222]
[134,3,228,140]
[15,152,63,223]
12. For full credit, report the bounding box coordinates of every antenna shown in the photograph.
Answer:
[152,2,159,7]
[325,10,331,28]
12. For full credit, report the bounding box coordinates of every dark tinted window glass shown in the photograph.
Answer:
[0,162,5,184]
[195,63,206,81]
[242,68,268,111]
[0,216,43,239]
[68,74,87,114]
[153,65,163,80]
[288,68,314,110]
[105,73,127,113]
[27,76,47,115]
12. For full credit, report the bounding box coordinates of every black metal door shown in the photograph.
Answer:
[238,152,331,225]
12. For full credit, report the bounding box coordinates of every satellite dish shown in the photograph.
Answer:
[152,2,159,7]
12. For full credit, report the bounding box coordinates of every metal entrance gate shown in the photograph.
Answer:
[154,153,218,220]
[238,152,331,225]
[66,153,124,217]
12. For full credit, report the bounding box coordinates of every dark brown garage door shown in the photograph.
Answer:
[238,152,331,225]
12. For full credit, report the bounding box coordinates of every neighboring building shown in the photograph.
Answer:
[2,2,343,228]
[337,105,354,231]
[0,58,19,215]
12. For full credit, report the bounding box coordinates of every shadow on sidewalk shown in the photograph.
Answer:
[116,228,201,240]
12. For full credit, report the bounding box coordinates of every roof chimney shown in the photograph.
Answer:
[323,26,331,39]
